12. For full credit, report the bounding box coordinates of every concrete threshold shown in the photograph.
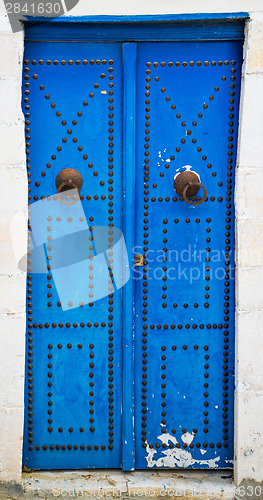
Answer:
[0,469,236,500]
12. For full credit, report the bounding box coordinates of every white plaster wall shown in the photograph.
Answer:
[0,0,263,18]
[46,0,263,16]
[0,21,27,481]
[0,0,262,487]
[235,11,263,486]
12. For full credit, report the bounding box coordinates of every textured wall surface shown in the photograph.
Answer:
[235,11,263,486]
[0,14,26,482]
[0,0,262,489]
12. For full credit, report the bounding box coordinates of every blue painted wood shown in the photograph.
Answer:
[122,42,137,471]
[25,19,246,42]
[25,13,249,23]
[134,40,242,469]
[23,41,123,470]
[23,25,243,472]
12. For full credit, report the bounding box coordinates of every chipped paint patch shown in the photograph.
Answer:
[181,432,195,446]
[174,165,201,182]
[145,434,220,469]
[157,433,178,446]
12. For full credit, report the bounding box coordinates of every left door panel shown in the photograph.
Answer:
[23,42,123,469]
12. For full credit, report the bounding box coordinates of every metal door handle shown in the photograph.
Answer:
[55,168,83,205]
[134,255,144,266]
[183,182,207,206]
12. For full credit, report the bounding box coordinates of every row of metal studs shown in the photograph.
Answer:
[149,60,237,67]
[28,322,226,329]
[221,64,237,449]
[141,63,151,448]
[24,62,35,452]
[162,220,168,308]
[107,63,115,450]
[150,196,224,202]
[149,196,224,202]
[149,324,225,329]
[34,444,108,451]
[27,59,113,66]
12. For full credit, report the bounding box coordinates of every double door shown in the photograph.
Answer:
[23,36,242,470]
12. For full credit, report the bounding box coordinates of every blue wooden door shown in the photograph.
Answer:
[23,42,123,469]
[134,41,242,469]
[23,33,242,471]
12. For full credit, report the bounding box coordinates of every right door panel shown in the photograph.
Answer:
[134,41,242,469]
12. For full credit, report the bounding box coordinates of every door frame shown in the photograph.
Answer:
[23,13,248,472]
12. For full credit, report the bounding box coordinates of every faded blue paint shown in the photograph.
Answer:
[25,12,249,23]
[25,19,246,42]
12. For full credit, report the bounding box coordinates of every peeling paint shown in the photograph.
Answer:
[157,433,178,446]
[145,434,220,469]
[181,432,195,446]
[174,165,201,182]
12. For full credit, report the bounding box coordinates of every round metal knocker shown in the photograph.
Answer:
[183,182,208,206]
[55,168,83,205]
[174,169,208,206]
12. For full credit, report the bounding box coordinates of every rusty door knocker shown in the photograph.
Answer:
[174,169,207,205]
[55,168,83,205]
